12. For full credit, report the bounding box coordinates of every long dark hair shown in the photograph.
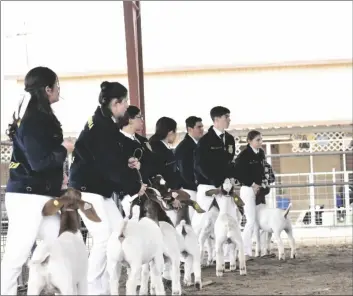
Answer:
[118,105,140,129]
[149,117,177,143]
[99,81,128,117]
[6,66,60,141]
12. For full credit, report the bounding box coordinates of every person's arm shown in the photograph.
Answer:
[21,120,67,172]
[194,139,217,184]
[231,152,253,187]
[82,125,141,195]
[175,145,195,189]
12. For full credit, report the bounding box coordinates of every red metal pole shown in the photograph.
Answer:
[123,1,146,136]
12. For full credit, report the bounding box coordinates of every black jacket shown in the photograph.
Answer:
[69,107,141,198]
[149,140,182,190]
[118,132,161,186]
[6,110,67,196]
[233,144,266,187]
[175,134,198,191]
[194,126,236,187]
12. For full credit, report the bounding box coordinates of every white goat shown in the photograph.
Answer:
[27,188,101,295]
[165,190,206,290]
[205,178,246,277]
[106,189,166,295]
[254,203,296,260]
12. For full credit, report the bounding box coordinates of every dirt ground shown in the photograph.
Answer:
[185,244,353,296]
[115,244,352,296]
[19,244,352,295]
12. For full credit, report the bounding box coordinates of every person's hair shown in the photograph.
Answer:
[210,106,230,122]
[99,81,128,116]
[247,130,262,142]
[149,117,177,143]
[185,116,202,130]
[118,105,140,129]
[6,66,60,141]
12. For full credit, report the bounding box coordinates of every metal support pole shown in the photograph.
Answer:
[309,147,316,226]
[123,1,146,136]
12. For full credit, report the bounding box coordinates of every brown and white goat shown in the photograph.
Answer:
[151,175,206,290]
[27,188,101,295]
[205,178,246,277]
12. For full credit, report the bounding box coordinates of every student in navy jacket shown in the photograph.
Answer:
[117,105,161,216]
[233,130,269,261]
[149,117,183,190]
[1,67,74,296]
[69,81,145,295]
[175,116,204,219]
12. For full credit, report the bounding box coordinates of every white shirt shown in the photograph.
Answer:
[213,126,225,144]
[251,146,259,154]
[161,140,171,149]
[189,135,198,144]
[120,129,134,140]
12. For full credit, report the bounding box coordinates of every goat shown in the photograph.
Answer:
[27,188,101,295]
[127,186,184,296]
[106,188,166,295]
[151,175,206,290]
[254,202,296,260]
[205,178,246,277]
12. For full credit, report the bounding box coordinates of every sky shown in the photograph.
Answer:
[1,1,352,135]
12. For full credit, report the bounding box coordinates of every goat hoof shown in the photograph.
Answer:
[195,282,202,290]
[183,279,192,287]
[206,260,213,266]
[291,254,296,259]
[216,270,223,277]
[230,264,236,271]
[240,267,247,276]
[172,291,181,295]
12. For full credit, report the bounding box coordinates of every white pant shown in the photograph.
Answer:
[192,184,230,261]
[182,189,197,220]
[1,193,60,295]
[121,194,139,222]
[241,186,256,256]
[78,192,123,295]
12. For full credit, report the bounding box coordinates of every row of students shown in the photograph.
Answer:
[1,67,274,295]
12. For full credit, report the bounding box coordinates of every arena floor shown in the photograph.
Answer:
[116,244,352,295]
[15,244,352,295]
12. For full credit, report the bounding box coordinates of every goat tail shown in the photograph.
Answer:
[118,217,129,242]
[283,203,292,219]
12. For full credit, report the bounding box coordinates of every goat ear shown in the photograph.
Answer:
[42,199,63,216]
[182,199,206,213]
[78,201,101,222]
[232,192,245,208]
[170,190,190,201]
[205,188,220,197]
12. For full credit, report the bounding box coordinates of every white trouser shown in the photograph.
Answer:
[78,192,123,295]
[182,189,197,220]
[192,184,230,261]
[1,193,60,295]
[121,194,140,222]
[241,186,256,256]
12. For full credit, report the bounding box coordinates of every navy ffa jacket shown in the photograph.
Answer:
[174,134,198,191]
[194,126,236,187]
[149,140,182,190]
[6,110,67,197]
[69,107,141,198]
[118,132,161,186]
[233,144,266,187]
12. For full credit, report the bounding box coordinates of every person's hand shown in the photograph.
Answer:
[252,183,261,194]
[128,157,141,170]
[138,184,147,196]
[172,199,182,210]
[62,139,75,154]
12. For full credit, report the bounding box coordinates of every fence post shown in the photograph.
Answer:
[332,168,337,225]
[309,147,316,226]
[266,143,275,208]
